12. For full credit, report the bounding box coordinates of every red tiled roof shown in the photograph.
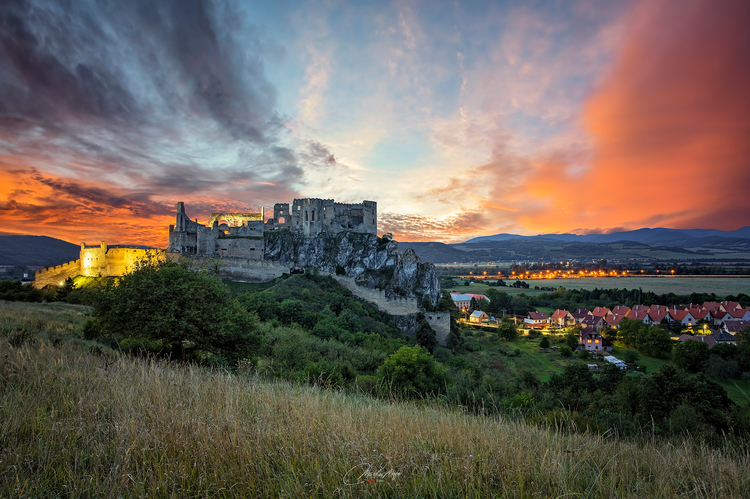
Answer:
[703,302,724,312]
[669,309,690,321]
[551,309,572,320]
[591,307,611,317]
[688,308,711,320]
[604,315,624,327]
[611,306,631,317]
[721,301,741,311]
[631,310,650,321]
[648,309,669,322]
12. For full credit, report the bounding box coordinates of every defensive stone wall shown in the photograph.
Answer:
[331,275,419,315]
[212,258,290,282]
[34,260,82,288]
[424,312,451,346]
[34,243,164,288]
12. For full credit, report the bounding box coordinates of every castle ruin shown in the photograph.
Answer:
[167,198,377,258]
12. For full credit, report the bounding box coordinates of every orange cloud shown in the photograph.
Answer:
[521,0,750,233]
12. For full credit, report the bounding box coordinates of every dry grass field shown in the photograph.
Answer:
[2,301,750,497]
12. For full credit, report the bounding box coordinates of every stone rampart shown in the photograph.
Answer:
[424,313,451,346]
[34,260,81,288]
[214,258,290,282]
[331,275,419,315]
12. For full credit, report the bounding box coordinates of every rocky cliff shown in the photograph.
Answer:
[263,231,441,307]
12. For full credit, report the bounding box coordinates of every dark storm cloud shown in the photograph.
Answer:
[0,0,139,124]
[0,0,302,192]
[0,0,281,140]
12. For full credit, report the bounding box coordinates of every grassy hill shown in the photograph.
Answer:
[0,235,79,266]
[1,301,749,497]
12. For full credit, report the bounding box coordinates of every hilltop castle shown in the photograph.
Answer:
[167,198,377,259]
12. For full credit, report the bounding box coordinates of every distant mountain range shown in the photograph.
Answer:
[463,227,750,245]
[0,236,80,267]
[400,227,750,264]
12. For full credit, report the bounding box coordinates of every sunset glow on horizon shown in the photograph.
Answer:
[1,0,748,247]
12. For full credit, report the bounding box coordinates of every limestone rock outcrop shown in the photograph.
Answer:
[263,231,440,306]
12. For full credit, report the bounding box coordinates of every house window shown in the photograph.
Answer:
[595,340,599,343]
[587,339,591,343]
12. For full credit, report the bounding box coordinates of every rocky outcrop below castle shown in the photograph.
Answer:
[263,231,441,307]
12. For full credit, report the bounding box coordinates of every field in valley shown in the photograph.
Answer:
[446,276,750,297]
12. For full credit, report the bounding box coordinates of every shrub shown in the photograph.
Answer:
[376,345,446,398]
[87,260,261,364]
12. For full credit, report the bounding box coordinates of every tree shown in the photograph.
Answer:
[87,260,261,363]
[565,329,580,350]
[673,340,710,373]
[736,326,750,345]
[416,319,438,353]
[539,336,551,349]
[376,345,446,398]
[497,322,518,342]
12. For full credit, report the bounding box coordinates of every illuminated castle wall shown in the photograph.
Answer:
[34,242,164,288]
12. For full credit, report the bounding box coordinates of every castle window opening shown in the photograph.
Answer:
[278,216,285,224]
[311,210,315,221]
[305,211,309,222]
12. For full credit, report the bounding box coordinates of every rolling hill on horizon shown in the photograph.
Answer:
[0,236,81,267]
[401,227,750,264]
[462,226,750,245]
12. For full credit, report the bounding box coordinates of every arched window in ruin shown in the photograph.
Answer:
[305,211,309,222]
[311,210,315,221]
[278,216,285,224]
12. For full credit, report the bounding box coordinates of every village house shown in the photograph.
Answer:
[571,309,592,324]
[677,334,717,349]
[469,310,489,324]
[524,311,550,329]
[550,309,575,328]
[611,305,631,317]
[591,307,612,318]
[451,293,473,313]
[724,320,750,335]
[712,330,737,345]
[604,314,625,329]
[667,307,696,327]
[580,314,605,331]
[579,327,612,352]
[716,308,750,324]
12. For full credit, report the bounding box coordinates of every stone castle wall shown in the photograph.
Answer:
[34,242,164,288]
[424,313,451,346]
[34,260,82,288]
[331,275,419,315]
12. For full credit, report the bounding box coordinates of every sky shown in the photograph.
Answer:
[0,0,748,247]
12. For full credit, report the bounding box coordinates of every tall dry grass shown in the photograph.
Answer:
[1,301,749,497]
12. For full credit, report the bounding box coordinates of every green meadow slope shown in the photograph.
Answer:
[1,301,750,497]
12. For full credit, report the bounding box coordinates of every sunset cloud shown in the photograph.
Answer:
[517,0,750,233]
